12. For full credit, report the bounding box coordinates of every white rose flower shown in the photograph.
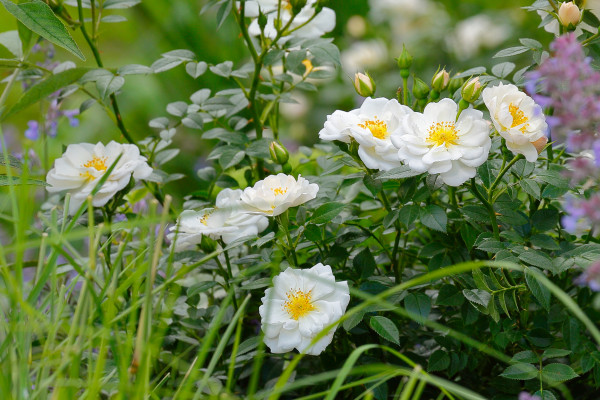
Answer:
[319,97,412,171]
[482,83,549,162]
[245,0,335,41]
[168,189,268,251]
[259,263,350,355]
[390,98,491,186]
[46,141,153,215]
[240,173,318,217]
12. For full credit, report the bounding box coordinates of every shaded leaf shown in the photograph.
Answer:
[369,316,400,345]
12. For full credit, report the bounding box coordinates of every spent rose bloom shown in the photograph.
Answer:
[240,173,318,216]
[390,98,491,186]
[259,263,350,355]
[168,189,268,250]
[46,141,152,215]
[482,83,548,162]
[245,0,335,42]
[319,97,411,171]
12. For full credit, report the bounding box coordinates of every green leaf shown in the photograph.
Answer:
[528,327,554,348]
[521,178,541,199]
[2,67,90,120]
[219,149,245,170]
[462,289,491,307]
[530,234,560,250]
[188,281,218,297]
[428,350,450,372]
[520,38,543,50]
[398,204,420,227]
[453,66,486,79]
[436,284,464,306]
[353,247,376,280]
[419,205,447,232]
[0,0,84,60]
[492,62,516,78]
[533,390,558,400]
[525,267,551,310]
[519,250,553,270]
[511,350,538,364]
[541,363,579,383]
[0,30,22,58]
[543,349,571,359]
[374,165,421,180]
[343,310,364,332]
[493,46,529,58]
[0,154,22,169]
[369,316,400,345]
[305,42,340,66]
[404,292,431,324]
[477,161,496,188]
[310,202,345,225]
[531,209,559,232]
[0,175,48,186]
[500,363,538,380]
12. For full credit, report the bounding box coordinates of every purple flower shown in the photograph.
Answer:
[518,393,541,400]
[575,261,600,291]
[526,33,600,152]
[562,194,600,234]
[594,141,600,167]
[24,121,39,140]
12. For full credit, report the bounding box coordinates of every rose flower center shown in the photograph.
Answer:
[509,103,529,133]
[284,289,317,320]
[80,156,108,180]
[427,121,459,147]
[272,187,288,196]
[359,118,388,140]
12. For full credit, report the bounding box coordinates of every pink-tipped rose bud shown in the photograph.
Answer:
[558,2,581,27]
[353,72,376,97]
[461,77,484,103]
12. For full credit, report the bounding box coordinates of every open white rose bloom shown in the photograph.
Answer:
[390,98,491,186]
[240,173,318,217]
[46,141,152,215]
[245,0,335,41]
[319,97,411,171]
[260,263,350,355]
[482,83,548,162]
[168,189,268,250]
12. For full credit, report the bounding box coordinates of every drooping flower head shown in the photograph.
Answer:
[390,98,491,186]
[259,263,350,355]
[46,141,153,215]
[244,0,335,42]
[240,173,318,216]
[168,189,269,251]
[319,97,411,171]
[482,83,548,162]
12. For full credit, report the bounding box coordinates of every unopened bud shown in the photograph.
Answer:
[282,162,292,174]
[289,0,307,14]
[200,235,217,253]
[353,72,376,97]
[397,45,413,78]
[532,136,548,154]
[461,77,484,103]
[431,68,450,92]
[558,2,581,28]
[258,10,268,31]
[269,141,290,165]
[412,76,430,100]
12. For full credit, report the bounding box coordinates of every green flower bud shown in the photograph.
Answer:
[282,162,292,174]
[353,72,376,97]
[200,235,217,253]
[412,76,430,100]
[431,68,450,92]
[461,77,484,103]
[258,10,268,31]
[448,74,464,94]
[397,45,412,78]
[269,141,290,165]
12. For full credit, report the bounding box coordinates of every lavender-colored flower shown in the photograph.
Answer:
[562,194,600,234]
[24,121,39,141]
[518,393,541,400]
[526,33,600,152]
[575,261,600,292]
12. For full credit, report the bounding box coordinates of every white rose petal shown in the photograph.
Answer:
[240,173,318,217]
[390,98,491,186]
[482,83,548,162]
[319,97,412,171]
[168,188,268,251]
[259,263,350,355]
[46,141,153,215]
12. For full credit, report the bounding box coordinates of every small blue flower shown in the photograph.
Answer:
[24,121,39,141]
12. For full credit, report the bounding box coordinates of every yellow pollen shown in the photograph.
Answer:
[199,210,214,226]
[80,156,108,180]
[272,187,287,196]
[509,103,529,133]
[283,289,316,320]
[359,118,388,140]
[427,121,459,147]
[302,59,313,76]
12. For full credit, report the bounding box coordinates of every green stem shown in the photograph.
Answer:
[402,76,408,105]
[488,154,522,195]
[220,241,239,310]
[470,178,500,240]
[276,212,298,267]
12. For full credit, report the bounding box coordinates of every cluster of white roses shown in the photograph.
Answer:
[319,83,548,186]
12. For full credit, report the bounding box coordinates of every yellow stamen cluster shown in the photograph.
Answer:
[199,210,213,226]
[427,122,459,147]
[302,59,314,77]
[359,118,388,140]
[509,103,529,133]
[283,289,316,320]
[272,187,288,196]
[80,156,108,180]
